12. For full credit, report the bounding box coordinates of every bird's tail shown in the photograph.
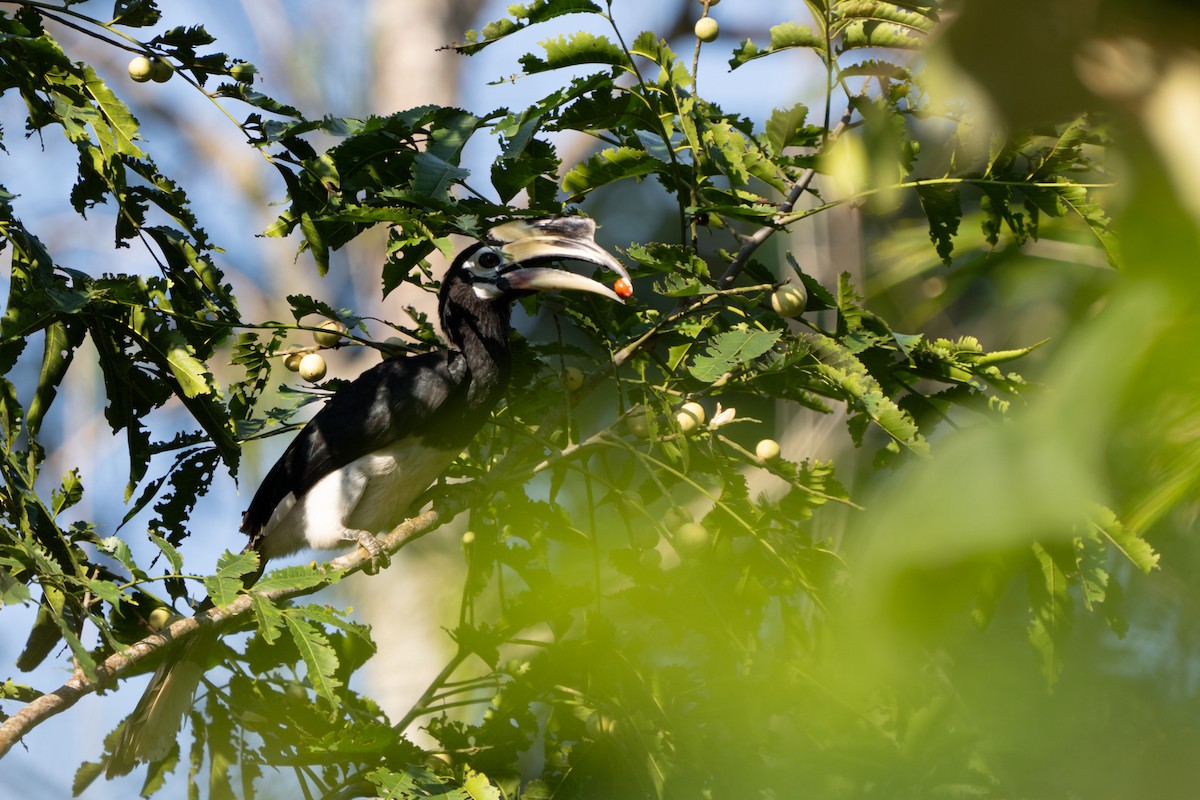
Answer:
[105,627,216,778]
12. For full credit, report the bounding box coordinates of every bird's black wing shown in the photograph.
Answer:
[241,349,474,538]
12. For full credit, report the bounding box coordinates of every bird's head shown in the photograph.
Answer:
[442,216,632,308]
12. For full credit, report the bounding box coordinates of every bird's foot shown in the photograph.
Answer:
[342,529,390,574]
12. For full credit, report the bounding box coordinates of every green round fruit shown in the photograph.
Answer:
[230,62,256,83]
[694,16,720,42]
[627,407,650,438]
[313,319,347,348]
[631,525,659,550]
[674,522,711,556]
[283,352,304,372]
[150,58,173,83]
[562,366,584,391]
[638,548,663,569]
[755,438,781,461]
[770,283,808,318]
[127,56,154,82]
[298,352,327,382]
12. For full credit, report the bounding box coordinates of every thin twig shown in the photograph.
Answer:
[717,106,854,290]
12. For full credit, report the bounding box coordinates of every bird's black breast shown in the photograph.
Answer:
[240,349,490,538]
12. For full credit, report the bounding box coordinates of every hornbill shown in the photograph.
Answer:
[106,217,630,775]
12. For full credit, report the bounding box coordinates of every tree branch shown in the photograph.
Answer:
[717,106,854,289]
[0,509,443,760]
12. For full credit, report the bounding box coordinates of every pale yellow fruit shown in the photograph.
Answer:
[313,319,347,348]
[586,710,619,738]
[674,522,711,556]
[127,56,154,82]
[694,16,720,42]
[283,352,304,372]
[676,401,706,434]
[755,438,781,461]
[563,366,584,391]
[147,607,173,631]
[424,752,453,772]
[770,283,807,318]
[298,352,327,382]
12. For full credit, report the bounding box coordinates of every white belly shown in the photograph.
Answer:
[255,440,460,560]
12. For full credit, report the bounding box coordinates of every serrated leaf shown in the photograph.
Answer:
[203,550,260,609]
[730,23,825,70]
[412,151,470,202]
[916,183,962,265]
[252,565,332,594]
[149,531,183,573]
[457,0,604,54]
[250,594,285,645]
[689,329,781,383]
[283,612,342,709]
[519,32,628,75]
[1027,543,1072,687]
[766,103,809,156]
[834,1,936,35]
[27,320,85,437]
[81,66,147,160]
[463,768,504,800]
[1092,507,1159,574]
[561,146,667,199]
[838,20,924,51]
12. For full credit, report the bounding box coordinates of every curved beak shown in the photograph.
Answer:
[488,217,631,302]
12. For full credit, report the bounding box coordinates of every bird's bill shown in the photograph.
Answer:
[502,265,625,302]
[488,217,631,301]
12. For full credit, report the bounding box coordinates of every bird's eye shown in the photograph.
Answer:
[477,250,501,270]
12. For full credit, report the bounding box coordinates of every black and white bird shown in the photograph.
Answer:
[106,217,630,775]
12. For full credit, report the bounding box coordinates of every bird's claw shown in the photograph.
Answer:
[344,529,390,574]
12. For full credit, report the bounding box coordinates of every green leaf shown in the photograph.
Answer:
[837,20,924,51]
[148,531,183,574]
[463,768,504,800]
[689,329,781,383]
[250,594,285,645]
[252,564,332,594]
[766,103,809,156]
[916,183,962,265]
[283,612,342,709]
[111,0,162,28]
[561,146,668,199]
[203,550,260,609]
[518,32,628,75]
[834,1,936,36]
[412,152,470,202]
[81,66,147,160]
[1027,543,1072,687]
[457,0,604,55]
[730,23,825,70]
[26,320,85,436]
[1092,507,1159,574]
